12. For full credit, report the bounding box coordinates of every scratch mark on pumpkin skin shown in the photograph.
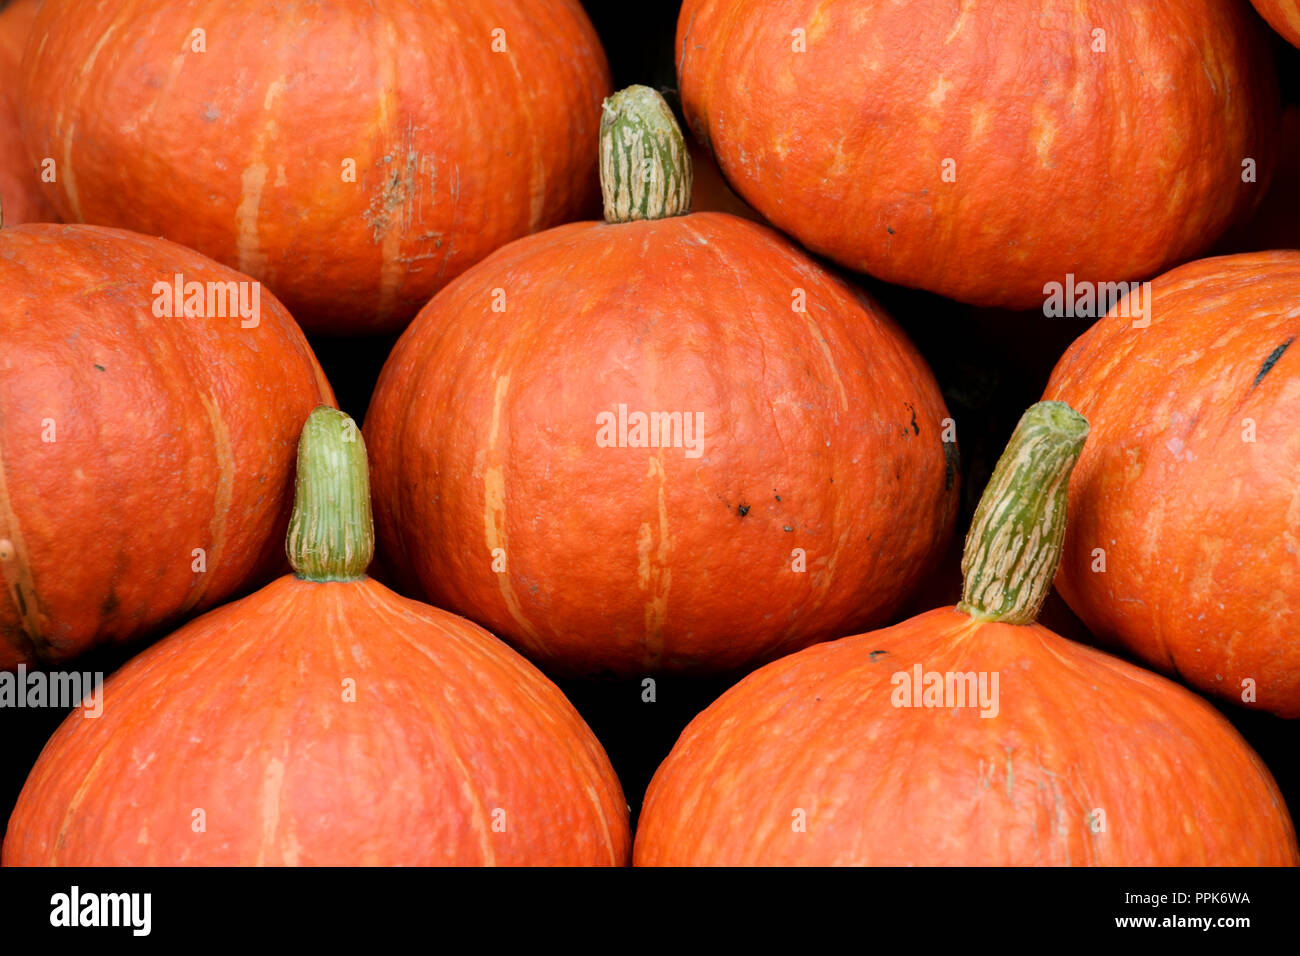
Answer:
[1252,337,1294,389]
[436,163,462,285]
[676,7,701,83]
[371,18,407,322]
[52,739,119,861]
[483,375,537,640]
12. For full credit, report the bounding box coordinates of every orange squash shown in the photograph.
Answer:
[1046,251,1300,718]
[3,408,630,866]
[0,223,333,667]
[0,0,56,225]
[635,403,1298,865]
[365,87,958,676]
[18,0,611,334]
[676,0,1279,308]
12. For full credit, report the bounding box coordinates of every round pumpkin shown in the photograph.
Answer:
[365,87,958,677]
[1045,251,1300,718]
[3,408,630,866]
[1252,0,1300,47]
[635,403,1299,865]
[0,223,333,668]
[18,0,611,334]
[676,0,1279,308]
[0,0,56,225]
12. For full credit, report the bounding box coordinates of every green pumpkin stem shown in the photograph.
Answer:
[285,406,373,582]
[956,401,1089,625]
[600,85,692,223]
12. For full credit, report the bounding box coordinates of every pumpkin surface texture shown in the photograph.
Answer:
[18,0,611,334]
[1045,251,1300,718]
[0,0,56,225]
[0,223,333,668]
[2,408,631,866]
[675,0,1279,308]
[1252,0,1300,47]
[365,87,958,677]
[634,403,1299,866]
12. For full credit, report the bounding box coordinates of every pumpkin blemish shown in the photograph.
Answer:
[1253,336,1294,389]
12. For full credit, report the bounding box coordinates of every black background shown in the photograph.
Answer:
[1,0,1297,857]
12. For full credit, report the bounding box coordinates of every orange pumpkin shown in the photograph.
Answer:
[635,403,1299,865]
[18,0,611,334]
[1252,0,1300,47]
[366,87,958,676]
[0,0,56,225]
[1046,251,1300,718]
[676,0,1279,308]
[0,224,333,668]
[3,408,630,865]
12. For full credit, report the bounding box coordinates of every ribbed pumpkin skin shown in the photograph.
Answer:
[0,224,333,668]
[676,0,1278,308]
[0,0,56,225]
[18,0,611,334]
[366,212,958,676]
[635,608,1299,866]
[3,576,630,866]
[1045,252,1300,718]
[1252,0,1300,47]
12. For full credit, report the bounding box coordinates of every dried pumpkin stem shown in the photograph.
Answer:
[957,400,1089,625]
[600,85,692,223]
[286,405,373,582]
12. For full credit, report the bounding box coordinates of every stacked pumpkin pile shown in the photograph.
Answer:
[0,0,1296,866]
